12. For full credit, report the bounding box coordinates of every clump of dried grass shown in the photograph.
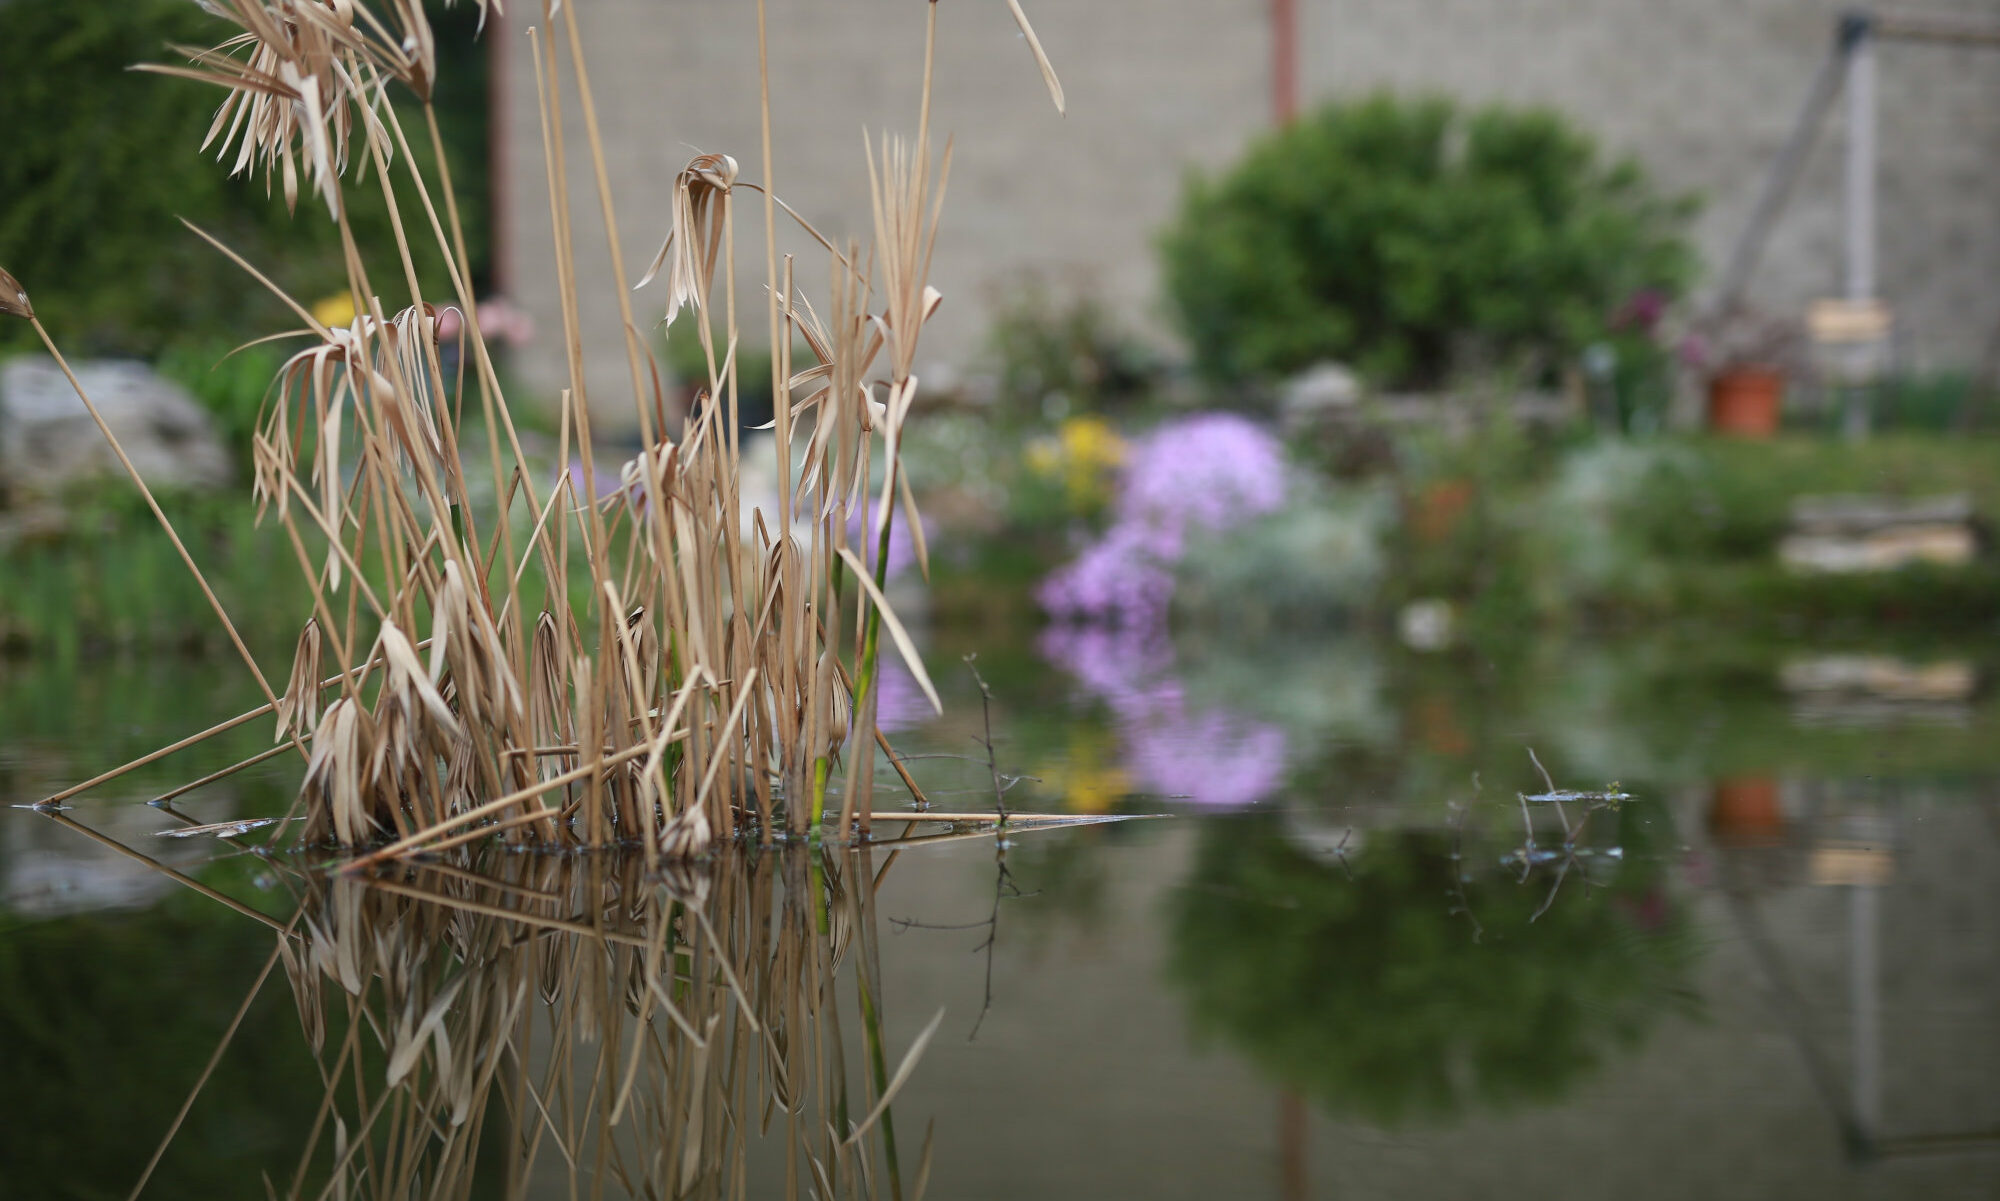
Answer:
[12,0,1065,858]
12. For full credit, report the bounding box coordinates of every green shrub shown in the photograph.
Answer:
[662,320,779,431]
[1160,94,1696,389]
[981,277,1161,422]
[0,0,490,359]
[156,339,287,463]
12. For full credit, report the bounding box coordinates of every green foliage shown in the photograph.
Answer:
[1387,429,2000,634]
[1868,372,2000,433]
[0,653,285,796]
[1168,818,1698,1127]
[981,278,1161,422]
[662,320,779,430]
[156,339,288,463]
[1176,481,1393,629]
[1160,94,1696,389]
[0,0,490,359]
[0,490,315,655]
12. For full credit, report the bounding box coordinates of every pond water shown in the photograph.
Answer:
[3,627,1997,1199]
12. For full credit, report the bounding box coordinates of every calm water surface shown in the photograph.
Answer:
[3,630,1996,1198]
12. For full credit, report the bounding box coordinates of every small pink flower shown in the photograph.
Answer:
[476,296,536,348]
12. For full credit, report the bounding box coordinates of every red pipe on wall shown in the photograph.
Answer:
[1272,0,1298,124]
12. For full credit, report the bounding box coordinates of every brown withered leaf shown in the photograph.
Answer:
[0,266,32,320]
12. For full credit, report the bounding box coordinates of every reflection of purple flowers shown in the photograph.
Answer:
[1036,524,1178,628]
[1039,623,1287,809]
[1038,413,1286,624]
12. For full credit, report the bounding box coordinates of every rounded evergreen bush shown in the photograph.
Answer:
[1160,94,1696,389]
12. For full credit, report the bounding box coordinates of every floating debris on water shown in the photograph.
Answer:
[1522,787,1634,805]
[1503,847,1570,868]
[154,818,280,839]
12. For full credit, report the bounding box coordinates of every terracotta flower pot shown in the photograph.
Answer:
[1410,479,1475,544]
[1709,777,1784,847]
[1706,367,1785,437]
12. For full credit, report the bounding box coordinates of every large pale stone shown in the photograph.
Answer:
[1779,493,1976,573]
[0,356,230,496]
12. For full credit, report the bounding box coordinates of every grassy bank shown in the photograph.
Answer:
[1390,430,2000,637]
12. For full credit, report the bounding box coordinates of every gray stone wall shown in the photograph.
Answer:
[498,1,2000,426]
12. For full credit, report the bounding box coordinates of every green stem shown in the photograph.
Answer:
[856,960,903,1201]
[808,755,831,844]
[849,487,899,755]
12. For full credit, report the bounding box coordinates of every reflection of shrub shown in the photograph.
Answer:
[1168,818,1697,1127]
[0,901,323,1198]
[1160,94,1695,389]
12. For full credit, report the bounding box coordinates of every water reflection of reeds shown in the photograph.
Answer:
[254,847,935,1200]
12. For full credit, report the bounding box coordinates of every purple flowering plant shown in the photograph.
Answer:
[1037,412,1287,626]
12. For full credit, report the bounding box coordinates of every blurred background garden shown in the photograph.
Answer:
[3,2,1998,1197]
[7,1,2000,763]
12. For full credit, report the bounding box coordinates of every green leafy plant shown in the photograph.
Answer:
[0,0,489,360]
[982,276,1161,422]
[156,339,287,463]
[662,319,780,431]
[1160,94,1696,389]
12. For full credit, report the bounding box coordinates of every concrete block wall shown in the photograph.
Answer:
[498,1,2000,426]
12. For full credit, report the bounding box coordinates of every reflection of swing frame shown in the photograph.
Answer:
[1703,783,2000,1162]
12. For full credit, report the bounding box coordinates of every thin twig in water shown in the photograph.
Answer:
[1527,746,1572,837]
[1446,800,1484,943]
[1329,827,1354,881]
[964,655,1007,823]
[885,656,1039,1041]
[966,851,1025,1043]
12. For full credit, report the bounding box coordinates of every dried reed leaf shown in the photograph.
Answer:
[144,1,382,218]
[635,153,737,326]
[843,1007,945,1146]
[275,618,325,742]
[836,547,942,714]
[1004,0,1066,114]
[275,934,325,1054]
[376,620,462,738]
[387,974,465,1086]
[303,698,378,846]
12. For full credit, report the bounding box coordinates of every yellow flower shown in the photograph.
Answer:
[1060,417,1122,508]
[311,292,357,329]
[1059,415,1124,470]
